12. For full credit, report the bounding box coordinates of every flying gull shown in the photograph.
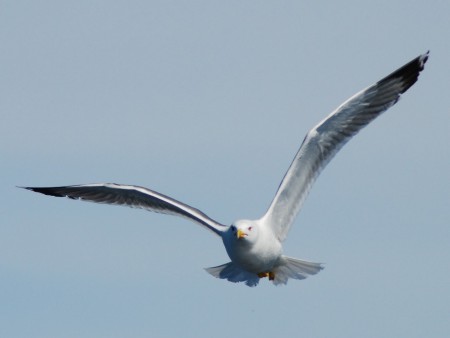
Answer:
[22,52,429,286]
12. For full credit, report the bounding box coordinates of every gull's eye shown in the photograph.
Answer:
[248,226,253,231]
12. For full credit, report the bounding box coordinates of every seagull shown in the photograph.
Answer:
[22,52,429,286]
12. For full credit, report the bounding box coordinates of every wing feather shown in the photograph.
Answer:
[261,52,429,241]
[22,183,226,235]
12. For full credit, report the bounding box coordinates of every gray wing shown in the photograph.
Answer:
[22,183,227,235]
[261,52,429,241]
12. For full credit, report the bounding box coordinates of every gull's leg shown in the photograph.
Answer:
[257,272,269,278]
[257,272,275,280]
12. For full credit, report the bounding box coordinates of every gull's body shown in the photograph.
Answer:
[23,53,428,286]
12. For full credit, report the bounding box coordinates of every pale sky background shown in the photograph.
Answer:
[1,1,449,337]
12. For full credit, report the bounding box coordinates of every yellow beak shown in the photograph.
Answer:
[237,229,246,239]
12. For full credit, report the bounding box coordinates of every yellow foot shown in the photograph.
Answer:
[257,272,269,278]
[257,271,275,280]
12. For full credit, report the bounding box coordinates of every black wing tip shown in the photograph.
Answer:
[19,186,66,198]
[416,50,429,73]
[402,50,429,92]
[378,51,429,94]
[406,50,429,72]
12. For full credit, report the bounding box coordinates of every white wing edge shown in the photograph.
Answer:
[21,183,227,236]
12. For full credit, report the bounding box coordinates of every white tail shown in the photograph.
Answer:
[272,256,324,285]
[205,256,323,287]
[205,262,260,287]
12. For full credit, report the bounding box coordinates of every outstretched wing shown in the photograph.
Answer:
[261,52,429,241]
[22,183,227,235]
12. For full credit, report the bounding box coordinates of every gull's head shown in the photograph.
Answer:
[228,219,258,244]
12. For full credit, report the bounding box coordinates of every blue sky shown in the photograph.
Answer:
[1,1,449,337]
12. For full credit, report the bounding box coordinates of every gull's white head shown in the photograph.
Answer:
[228,219,258,244]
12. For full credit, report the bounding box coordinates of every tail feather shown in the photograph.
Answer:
[205,256,323,287]
[205,262,260,287]
[273,256,324,285]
